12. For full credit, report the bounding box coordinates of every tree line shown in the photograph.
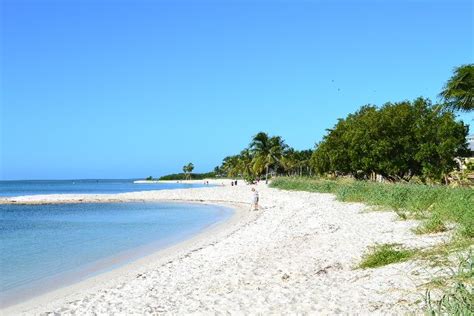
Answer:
[215,133,313,183]
[215,64,473,184]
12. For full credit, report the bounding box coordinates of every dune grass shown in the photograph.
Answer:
[270,177,474,239]
[358,244,414,269]
[270,177,473,313]
[424,252,474,315]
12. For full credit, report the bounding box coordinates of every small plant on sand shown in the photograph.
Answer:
[424,252,474,315]
[394,209,408,220]
[359,244,414,269]
[414,214,448,235]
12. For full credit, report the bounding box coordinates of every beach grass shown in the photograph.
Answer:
[270,177,474,239]
[358,244,414,269]
[271,177,473,312]
[424,252,474,315]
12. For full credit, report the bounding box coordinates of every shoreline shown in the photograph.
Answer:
[133,179,237,185]
[0,179,238,205]
[1,182,451,314]
[2,196,252,315]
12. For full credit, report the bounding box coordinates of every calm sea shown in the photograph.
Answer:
[0,202,232,307]
[0,179,208,197]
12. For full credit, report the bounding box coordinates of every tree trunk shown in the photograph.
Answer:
[265,165,269,184]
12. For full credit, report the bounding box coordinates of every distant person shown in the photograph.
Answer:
[235,180,238,186]
[251,187,259,211]
[231,181,234,186]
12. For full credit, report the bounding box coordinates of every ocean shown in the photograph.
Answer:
[0,179,208,197]
[0,181,231,307]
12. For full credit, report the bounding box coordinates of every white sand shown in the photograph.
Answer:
[1,181,450,314]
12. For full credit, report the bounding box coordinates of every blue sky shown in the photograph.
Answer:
[1,0,473,180]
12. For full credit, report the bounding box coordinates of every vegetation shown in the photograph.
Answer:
[249,132,288,182]
[196,66,474,186]
[440,64,474,112]
[216,110,469,186]
[311,97,469,183]
[358,244,414,269]
[424,252,473,315]
[159,172,216,181]
[270,178,473,238]
[145,176,153,181]
[271,177,473,312]
[182,163,195,180]
[216,132,313,182]
[161,66,471,186]
[151,65,472,312]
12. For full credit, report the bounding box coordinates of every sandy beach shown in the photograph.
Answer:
[1,180,450,314]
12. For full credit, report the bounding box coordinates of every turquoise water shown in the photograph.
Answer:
[0,179,209,197]
[0,202,232,307]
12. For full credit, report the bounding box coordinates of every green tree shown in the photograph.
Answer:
[440,64,474,112]
[311,118,353,177]
[250,132,287,182]
[182,163,194,180]
[310,98,469,183]
[186,163,194,179]
[237,149,254,179]
[297,149,314,176]
[281,148,298,176]
[221,155,240,177]
[413,101,470,182]
[182,165,187,178]
[282,148,313,176]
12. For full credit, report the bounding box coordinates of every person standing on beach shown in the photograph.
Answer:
[251,188,259,211]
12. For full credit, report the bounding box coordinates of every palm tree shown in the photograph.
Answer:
[213,166,222,177]
[281,147,298,176]
[440,64,474,112]
[182,163,194,180]
[250,132,287,182]
[182,165,188,179]
[237,149,254,179]
[221,155,240,177]
[281,148,313,176]
[297,149,313,176]
[186,163,194,179]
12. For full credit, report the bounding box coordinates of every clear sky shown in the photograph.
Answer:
[1,0,473,180]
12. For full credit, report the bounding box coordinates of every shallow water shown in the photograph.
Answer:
[0,202,232,307]
[0,179,209,197]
